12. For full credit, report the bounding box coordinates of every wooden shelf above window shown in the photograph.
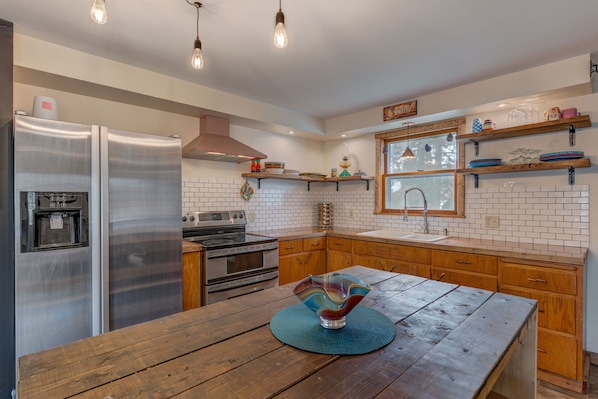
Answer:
[456,115,591,143]
[457,158,591,187]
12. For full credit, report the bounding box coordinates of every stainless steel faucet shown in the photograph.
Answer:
[404,187,428,234]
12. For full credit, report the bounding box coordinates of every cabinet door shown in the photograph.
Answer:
[500,286,575,334]
[327,250,353,272]
[432,267,497,291]
[182,251,201,310]
[279,251,326,285]
[537,329,578,380]
[353,240,430,264]
[353,254,430,278]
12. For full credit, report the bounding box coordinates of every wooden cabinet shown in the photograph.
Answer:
[431,250,498,291]
[498,258,584,392]
[352,239,430,278]
[182,250,201,311]
[327,237,353,272]
[279,237,327,285]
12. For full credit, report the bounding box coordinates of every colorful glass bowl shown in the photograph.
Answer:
[293,273,371,329]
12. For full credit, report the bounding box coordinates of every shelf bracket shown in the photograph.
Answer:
[469,140,480,156]
[307,181,311,191]
[568,166,576,185]
[473,174,479,189]
[568,125,576,146]
[256,178,262,189]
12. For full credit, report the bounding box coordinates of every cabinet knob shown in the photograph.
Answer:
[437,272,446,281]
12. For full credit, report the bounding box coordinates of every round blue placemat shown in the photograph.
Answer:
[270,304,395,355]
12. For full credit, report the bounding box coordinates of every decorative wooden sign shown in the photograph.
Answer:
[383,100,417,121]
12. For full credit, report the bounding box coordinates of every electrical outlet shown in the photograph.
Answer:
[248,211,256,222]
[484,215,499,228]
[349,210,354,219]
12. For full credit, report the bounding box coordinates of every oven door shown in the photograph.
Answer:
[205,245,278,281]
[205,272,278,305]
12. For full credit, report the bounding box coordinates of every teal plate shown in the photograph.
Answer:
[270,304,395,355]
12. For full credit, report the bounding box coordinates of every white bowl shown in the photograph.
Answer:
[265,168,284,174]
[283,169,300,176]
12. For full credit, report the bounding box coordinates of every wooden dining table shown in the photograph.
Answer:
[17,266,538,399]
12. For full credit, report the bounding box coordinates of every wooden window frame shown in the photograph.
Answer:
[374,117,466,217]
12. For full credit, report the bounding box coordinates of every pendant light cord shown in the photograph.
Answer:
[185,0,202,38]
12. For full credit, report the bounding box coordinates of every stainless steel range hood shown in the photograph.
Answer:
[182,116,266,162]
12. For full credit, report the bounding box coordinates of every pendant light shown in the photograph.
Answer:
[90,0,107,24]
[274,0,288,48]
[401,122,415,159]
[189,1,204,69]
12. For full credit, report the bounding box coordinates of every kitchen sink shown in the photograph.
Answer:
[356,230,449,242]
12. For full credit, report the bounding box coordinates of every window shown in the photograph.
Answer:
[374,118,465,217]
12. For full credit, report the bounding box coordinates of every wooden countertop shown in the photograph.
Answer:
[251,227,588,266]
[17,266,537,399]
[182,240,202,254]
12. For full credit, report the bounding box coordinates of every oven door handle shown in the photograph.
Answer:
[206,272,278,294]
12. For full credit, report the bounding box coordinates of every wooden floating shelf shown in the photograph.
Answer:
[241,173,373,191]
[456,115,591,143]
[458,158,591,187]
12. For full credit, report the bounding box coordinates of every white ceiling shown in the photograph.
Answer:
[2,0,598,124]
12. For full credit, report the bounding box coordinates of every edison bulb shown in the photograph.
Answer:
[90,0,107,24]
[274,10,288,49]
[191,39,204,70]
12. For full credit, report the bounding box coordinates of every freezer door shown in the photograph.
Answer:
[14,115,93,359]
[100,127,182,331]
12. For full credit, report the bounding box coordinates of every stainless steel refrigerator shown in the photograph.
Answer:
[14,115,182,361]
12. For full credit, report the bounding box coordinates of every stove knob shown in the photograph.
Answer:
[232,214,237,219]
[182,216,187,222]
[189,215,196,221]
[238,213,244,218]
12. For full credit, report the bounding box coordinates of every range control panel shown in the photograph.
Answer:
[182,210,246,229]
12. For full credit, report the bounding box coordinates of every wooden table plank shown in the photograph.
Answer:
[272,286,495,398]
[375,293,537,399]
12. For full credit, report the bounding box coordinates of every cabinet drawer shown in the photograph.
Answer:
[499,261,576,295]
[303,237,326,251]
[353,240,430,264]
[432,267,497,291]
[353,255,430,278]
[278,239,302,255]
[500,287,575,334]
[537,329,577,380]
[432,250,497,275]
[327,237,352,252]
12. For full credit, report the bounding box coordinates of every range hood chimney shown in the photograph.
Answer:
[182,115,267,162]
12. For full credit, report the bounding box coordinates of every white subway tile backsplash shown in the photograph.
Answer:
[181,178,589,248]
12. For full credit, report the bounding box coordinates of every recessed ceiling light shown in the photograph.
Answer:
[498,103,509,108]
[289,131,294,135]
[341,134,347,138]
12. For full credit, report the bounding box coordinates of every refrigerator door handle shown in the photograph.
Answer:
[90,125,107,335]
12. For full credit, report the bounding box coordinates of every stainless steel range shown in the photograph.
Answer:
[182,210,278,305]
